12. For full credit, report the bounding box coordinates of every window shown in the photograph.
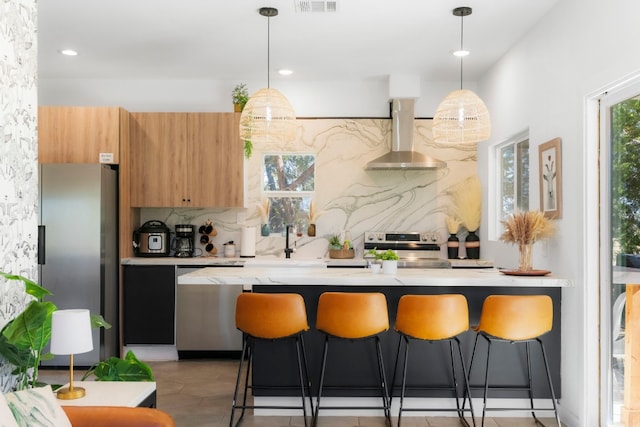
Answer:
[263,154,315,234]
[492,132,530,236]
[499,134,530,219]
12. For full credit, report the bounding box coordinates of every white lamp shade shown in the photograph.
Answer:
[50,309,93,355]
[239,87,296,144]
[432,89,491,144]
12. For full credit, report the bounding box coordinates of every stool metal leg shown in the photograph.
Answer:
[294,334,312,426]
[481,336,492,427]
[454,337,476,427]
[389,334,406,411]
[314,335,391,427]
[374,336,392,424]
[313,335,330,426]
[230,336,252,427]
[538,338,561,427]
[298,334,314,423]
[398,336,410,427]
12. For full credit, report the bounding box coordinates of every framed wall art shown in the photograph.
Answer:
[538,137,562,219]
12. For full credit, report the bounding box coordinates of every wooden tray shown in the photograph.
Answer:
[329,249,355,259]
[500,269,551,276]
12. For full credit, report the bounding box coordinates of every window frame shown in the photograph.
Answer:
[488,130,530,240]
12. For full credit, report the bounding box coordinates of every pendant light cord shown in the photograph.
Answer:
[459,13,464,90]
[267,15,271,89]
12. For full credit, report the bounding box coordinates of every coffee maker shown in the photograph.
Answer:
[174,224,195,258]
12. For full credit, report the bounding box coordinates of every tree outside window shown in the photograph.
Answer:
[611,97,640,260]
[263,154,315,235]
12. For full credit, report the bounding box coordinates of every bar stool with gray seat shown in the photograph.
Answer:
[391,294,475,427]
[469,294,561,427]
[313,291,391,426]
[230,292,313,427]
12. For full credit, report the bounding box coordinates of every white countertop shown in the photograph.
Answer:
[121,256,495,269]
[177,266,571,287]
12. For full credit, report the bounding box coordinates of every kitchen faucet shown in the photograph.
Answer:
[284,224,294,258]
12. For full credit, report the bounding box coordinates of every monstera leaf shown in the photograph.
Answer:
[82,350,154,382]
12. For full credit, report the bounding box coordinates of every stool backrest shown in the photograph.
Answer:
[316,292,389,339]
[235,293,309,339]
[477,295,553,341]
[395,294,469,340]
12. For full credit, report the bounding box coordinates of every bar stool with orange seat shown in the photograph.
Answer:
[230,292,313,427]
[391,294,475,427]
[313,292,391,426]
[469,294,561,427]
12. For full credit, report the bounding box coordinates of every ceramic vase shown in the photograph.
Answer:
[465,230,480,259]
[382,260,398,275]
[447,233,459,259]
[260,224,270,236]
[307,223,316,237]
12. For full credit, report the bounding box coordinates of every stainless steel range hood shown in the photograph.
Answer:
[366,98,446,170]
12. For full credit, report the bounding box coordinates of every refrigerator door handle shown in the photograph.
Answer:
[38,225,45,265]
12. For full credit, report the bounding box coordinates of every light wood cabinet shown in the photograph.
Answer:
[38,106,125,164]
[129,112,243,207]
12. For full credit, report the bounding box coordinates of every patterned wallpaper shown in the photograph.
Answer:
[0,0,38,392]
[141,118,478,259]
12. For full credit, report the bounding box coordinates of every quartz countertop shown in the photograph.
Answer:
[121,256,495,268]
[177,266,570,288]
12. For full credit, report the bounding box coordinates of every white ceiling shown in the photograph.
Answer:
[38,0,560,84]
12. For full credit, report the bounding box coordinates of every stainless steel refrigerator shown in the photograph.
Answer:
[39,164,118,367]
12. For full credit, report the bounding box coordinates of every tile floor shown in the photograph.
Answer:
[42,358,565,427]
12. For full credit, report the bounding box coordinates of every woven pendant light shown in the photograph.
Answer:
[433,6,491,144]
[239,7,296,146]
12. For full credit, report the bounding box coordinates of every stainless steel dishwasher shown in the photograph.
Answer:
[176,267,244,354]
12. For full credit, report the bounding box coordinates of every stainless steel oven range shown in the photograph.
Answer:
[364,231,451,268]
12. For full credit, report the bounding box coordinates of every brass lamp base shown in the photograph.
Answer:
[56,386,86,400]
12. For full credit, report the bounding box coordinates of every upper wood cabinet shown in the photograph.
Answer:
[38,106,126,164]
[129,112,243,208]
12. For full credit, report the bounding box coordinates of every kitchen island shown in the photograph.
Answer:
[178,267,569,414]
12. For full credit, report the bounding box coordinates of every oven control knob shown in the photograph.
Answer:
[377,234,384,241]
[367,234,374,241]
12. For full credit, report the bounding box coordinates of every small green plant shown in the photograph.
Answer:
[329,235,352,250]
[366,248,399,261]
[232,83,249,110]
[82,350,154,382]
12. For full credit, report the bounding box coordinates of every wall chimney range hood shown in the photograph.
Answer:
[366,99,446,170]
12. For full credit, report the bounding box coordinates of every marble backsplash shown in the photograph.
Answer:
[140,118,477,259]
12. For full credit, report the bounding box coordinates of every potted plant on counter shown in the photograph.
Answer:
[366,248,400,274]
[328,235,354,259]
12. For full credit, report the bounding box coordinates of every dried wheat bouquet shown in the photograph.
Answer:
[500,210,555,245]
[451,176,482,232]
[257,199,270,223]
[445,215,462,234]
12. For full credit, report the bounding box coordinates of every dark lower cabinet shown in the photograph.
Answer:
[123,265,175,345]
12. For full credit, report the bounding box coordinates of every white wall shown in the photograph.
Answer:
[476,0,640,425]
[38,77,472,117]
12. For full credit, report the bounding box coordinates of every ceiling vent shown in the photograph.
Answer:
[294,0,338,13]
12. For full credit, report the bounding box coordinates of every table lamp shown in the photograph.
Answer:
[50,309,93,399]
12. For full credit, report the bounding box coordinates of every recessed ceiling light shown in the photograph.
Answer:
[453,50,469,57]
[278,69,293,76]
[59,49,78,56]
